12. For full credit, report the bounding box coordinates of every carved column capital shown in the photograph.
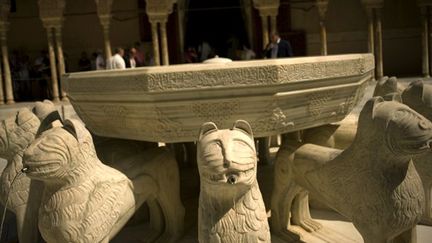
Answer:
[0,0,10,22]
[361,0,384,9]
[0,21,8,41]
[145,0,176,24]
[38,0,65,19]
[38,0,65,29]
[95,0,113,15]
[316,0,329,20]
[418,0,432,7]
[252,0,280,17]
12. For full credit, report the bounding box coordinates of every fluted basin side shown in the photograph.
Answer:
[63,54,374,143]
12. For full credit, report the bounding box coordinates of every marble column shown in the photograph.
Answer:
[0,26,13,104]
[319,20,327,55]
[365,7,376,80]
[429,7,432,76]
[160,21,169,65]
[374,8,384,80]
[422,7,430,78]
[46,28,59,102]
[261,15,269,48]
[102,27,112,59]
[270,15,277,35]
[151,22,160,66]
[54,26,68,100]
[316,0,329,56]
[366,8,375,54]
[0,46,4,105]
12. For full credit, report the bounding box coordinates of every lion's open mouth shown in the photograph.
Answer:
[202,167,255,184]
[24,159,61,178]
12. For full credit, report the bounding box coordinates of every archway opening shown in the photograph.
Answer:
[185,0,249,60]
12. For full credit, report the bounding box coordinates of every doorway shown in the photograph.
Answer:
[185,0,249,60]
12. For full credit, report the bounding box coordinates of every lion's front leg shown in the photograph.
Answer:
[291,191,322,232]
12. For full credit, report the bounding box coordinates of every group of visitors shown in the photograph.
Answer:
[10,50,53,101]
[105,42,147,70]
[78,42,147,71]
[184,32,293,63]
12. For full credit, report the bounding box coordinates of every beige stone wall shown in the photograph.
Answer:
[8,0,140,72]
[291,0,422,76]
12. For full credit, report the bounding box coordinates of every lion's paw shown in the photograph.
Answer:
[298,218,322,232]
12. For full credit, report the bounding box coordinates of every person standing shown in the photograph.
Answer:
[95,50,105,70]
[78,52,92,71]
[125,48,137,68]
[264,32,293,59]
[107,47,126,70]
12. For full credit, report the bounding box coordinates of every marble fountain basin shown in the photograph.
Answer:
[63,54,374,143]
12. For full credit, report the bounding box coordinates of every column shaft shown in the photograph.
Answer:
[422,7,430,78]
[270,15,277,34]
[47,29,60,102]
[261,15,269,49]
[160,21,169,65]
[320,20,327,55]
[366,8,375,54]
[374,9,384,80]
[151,22,161,66]
[54,27,68,99]
[0,49,4,104]
[103,27,112,59]
[1,32,13,104]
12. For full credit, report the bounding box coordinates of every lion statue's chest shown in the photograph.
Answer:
[38,184,93,242]
[198,184,270,243]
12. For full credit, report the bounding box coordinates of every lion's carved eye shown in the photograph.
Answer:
[419,120,432,130]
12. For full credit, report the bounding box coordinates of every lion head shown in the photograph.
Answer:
[356,97,432,157]
[23,119,98,184]
[0,100,59,160]
[402,80,432,121]
[197,120,257,196]
[0,109,40,159]
[373,76,401,98]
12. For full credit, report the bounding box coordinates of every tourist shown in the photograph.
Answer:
[78,52,91,71]
[198,40,212,62]
[184,47,198,63]
[125,48,137,68]
[107,47,126,70]
[95,50,105,70]
[134,42,145,67]
[240,45,256,60]
[264,32,293,58]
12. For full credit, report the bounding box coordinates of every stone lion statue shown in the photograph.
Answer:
[0,100,59,243]
[402,80,432,225]
[23,119,138,243]
[272,97,432,243]
[197,120,270,243]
